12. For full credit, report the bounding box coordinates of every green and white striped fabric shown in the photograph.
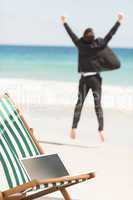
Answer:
[0,135,30,191]
[0,96,40,158]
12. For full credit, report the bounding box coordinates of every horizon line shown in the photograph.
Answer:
[0,43,133,49]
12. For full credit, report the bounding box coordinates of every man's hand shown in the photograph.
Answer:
[117,12,124,24]
[61,16,68,24]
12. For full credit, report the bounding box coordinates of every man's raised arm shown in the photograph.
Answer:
[61,16,79,46]
[103,13,124,46]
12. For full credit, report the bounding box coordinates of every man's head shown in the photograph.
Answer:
[83,28,95,42]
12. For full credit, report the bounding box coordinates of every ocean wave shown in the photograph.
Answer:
[0,78,133,112]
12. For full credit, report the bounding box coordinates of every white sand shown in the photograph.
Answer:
[23,105,133,200]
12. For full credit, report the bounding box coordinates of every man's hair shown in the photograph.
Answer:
[83,28,93,37]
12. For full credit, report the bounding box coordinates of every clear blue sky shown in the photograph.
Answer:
[0,0,133,47]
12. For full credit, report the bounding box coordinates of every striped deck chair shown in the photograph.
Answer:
[0,134,95,200]
[0,93,95,200]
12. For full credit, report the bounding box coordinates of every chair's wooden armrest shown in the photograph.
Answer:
[4,193,26,200]
[2,172,95,199]
[38,172,95,185]
[3,180,38,198]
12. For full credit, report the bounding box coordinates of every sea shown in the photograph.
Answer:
[0,45,133,112]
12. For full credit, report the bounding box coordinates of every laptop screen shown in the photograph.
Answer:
[21,154,69,180]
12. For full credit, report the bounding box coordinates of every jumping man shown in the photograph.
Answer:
[61,13,124,142]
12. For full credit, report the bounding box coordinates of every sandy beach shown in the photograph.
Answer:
[22,104,133,200]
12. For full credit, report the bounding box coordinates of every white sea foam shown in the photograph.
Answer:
[0,78,133,112]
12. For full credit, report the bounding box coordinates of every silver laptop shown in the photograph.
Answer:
[21,154,69,180]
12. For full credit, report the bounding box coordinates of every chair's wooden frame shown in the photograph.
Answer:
[1,173,95,200]
[0,93,96,200]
